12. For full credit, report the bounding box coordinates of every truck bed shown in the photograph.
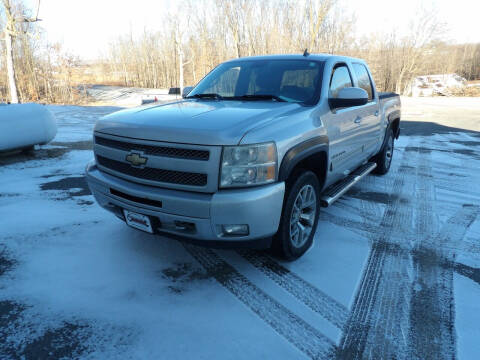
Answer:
[378,92,399,100]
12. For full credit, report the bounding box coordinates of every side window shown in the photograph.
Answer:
[329,65,353,98]
[352,63,374,100]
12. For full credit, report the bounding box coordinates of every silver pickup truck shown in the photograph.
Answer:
[86,54,400,260]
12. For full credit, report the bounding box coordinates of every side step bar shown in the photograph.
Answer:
[320,162,377,207]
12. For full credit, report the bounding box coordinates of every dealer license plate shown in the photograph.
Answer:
[123,210,154,233]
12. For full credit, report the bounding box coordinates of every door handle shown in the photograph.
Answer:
[354,116,361,124]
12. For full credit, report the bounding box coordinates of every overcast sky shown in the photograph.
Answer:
[25,0,480,59]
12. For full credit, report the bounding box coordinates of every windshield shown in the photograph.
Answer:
[187,59,324,105]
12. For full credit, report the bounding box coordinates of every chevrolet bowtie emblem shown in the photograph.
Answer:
[125,152,148,167]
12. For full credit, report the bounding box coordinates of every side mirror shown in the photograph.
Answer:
[182,86,194,98]
[329,87,368,109]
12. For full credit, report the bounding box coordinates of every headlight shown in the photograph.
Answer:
[220,142,277,188]
[85,159,96,173]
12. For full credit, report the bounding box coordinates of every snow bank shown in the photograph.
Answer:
[408,73,467,97]
[0,103,57,152]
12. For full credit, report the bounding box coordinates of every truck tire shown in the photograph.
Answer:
[374,128,394,175]
[272,170,320,260]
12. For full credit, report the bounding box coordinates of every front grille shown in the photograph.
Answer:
[95,136,210,161]
[97,155,208,186]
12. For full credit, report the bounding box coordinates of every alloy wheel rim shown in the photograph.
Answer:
[289,184,317,248]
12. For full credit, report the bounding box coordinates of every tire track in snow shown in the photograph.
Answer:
[454,262,480,286]
[362,146,437,359]
[412,146,437,246]
[358,195,383,245]
[237,250,349,329]
[337,242,389,358]
[409,204,479,360]
[183,244,336,360]
[338,142,418,359]
[408,142,477,360]
[340,140,478,359]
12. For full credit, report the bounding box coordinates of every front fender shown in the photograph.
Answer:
[278,136,329,182]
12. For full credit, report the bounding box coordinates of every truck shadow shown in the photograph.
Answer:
[0,141,92,166]
[401,120,480,137]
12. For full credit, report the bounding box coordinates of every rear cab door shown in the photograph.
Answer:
[349,61,382,159]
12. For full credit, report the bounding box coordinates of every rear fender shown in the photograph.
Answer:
[387,110,401,139]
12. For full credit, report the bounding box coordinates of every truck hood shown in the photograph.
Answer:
[94,99,301,145]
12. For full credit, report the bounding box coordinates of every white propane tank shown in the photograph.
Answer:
[0,103,57,152]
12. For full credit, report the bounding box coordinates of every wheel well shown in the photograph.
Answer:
[286,152,327,190]
[390,118,400,139]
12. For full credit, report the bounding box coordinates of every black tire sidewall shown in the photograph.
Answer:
[274,170,320,260]
[375,128,394,174]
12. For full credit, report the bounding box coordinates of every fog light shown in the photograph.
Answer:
[221,224,249,236]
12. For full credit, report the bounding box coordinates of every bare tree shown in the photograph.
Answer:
[0,0,40,103]
[394,6,445,94]
[305,0,334,51]
[1,0,478,103]
[175,32,192,95]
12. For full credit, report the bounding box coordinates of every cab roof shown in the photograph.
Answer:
[224,53,365,64]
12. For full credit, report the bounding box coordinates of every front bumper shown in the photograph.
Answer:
[85,161,285,242]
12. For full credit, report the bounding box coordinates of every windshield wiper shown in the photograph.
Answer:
[235,94,287,102]
[187,93,224,100]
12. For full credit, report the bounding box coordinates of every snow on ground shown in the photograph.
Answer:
[1,102,480,359]
[47,105,122,143]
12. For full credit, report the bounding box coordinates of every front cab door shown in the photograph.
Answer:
[322,63,365,182]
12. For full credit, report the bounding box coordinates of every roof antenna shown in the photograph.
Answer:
[303,48,310,57]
